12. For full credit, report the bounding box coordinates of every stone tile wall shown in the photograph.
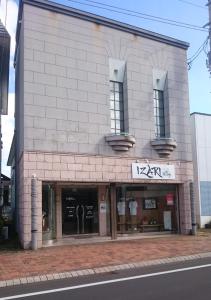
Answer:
[21,4,192,162]
[17,151,193,248]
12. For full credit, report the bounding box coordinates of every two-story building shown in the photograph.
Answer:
[10,0,193,249]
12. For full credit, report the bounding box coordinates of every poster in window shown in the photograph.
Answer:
[143,199,157,210]
[166,193,174,206]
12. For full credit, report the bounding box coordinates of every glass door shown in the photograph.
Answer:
[62,188,98,235]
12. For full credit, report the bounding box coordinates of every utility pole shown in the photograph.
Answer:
[206,1,211,74]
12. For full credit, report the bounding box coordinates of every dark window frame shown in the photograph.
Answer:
[110,81,124,134]
[153,89,165,138]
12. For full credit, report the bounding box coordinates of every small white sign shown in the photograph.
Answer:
[132,163,175,180]
[164,211,172,230]
[100,202,106,213]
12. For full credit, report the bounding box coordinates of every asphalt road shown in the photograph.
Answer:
[1,258,211,300]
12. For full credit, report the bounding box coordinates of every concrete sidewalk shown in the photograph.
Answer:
[1,234,211,286]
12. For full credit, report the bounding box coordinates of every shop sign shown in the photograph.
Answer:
[132,163,175,180]
[100,202,106,213]
[166,193,174,205]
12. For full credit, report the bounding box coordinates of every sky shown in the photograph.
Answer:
[0,0,210,176]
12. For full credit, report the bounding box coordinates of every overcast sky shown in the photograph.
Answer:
[0,0,210,177]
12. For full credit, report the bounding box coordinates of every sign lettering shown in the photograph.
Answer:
[132,163,175,180]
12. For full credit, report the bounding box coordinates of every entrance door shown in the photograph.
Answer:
[62,188,98,235]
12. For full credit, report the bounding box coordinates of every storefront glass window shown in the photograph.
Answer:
[42,184,56,240]
[116,184,178,234]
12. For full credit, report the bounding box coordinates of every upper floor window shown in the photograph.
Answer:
[153,89,165,138]
[110,81,124,134]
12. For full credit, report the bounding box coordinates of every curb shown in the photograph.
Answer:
[1,252,211,288]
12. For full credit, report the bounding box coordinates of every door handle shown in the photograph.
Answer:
[81,205,85,234]
[76,205,79,234]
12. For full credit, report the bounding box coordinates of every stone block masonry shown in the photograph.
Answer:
[17,150,193,248]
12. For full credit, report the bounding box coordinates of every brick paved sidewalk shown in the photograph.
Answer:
[0,235,211,282]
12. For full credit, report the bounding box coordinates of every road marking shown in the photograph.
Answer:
[1,263,211,299]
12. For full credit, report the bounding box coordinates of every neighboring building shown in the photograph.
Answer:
[1,174,11,206]
[10,0,193,249]
[1,174,13,227]
[191,112,211,228]
[0,21,10,208]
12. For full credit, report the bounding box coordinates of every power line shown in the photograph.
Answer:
[188,38,208,61]
[65,0,208,32]
[177,0,206,9]
[187,37,209,69]
[78,0,206,29]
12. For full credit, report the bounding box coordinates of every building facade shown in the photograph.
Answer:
[11,0,193,249]
[191,112,211,228]
[0,21,10,210]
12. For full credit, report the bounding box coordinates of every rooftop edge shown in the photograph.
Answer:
[190,112,211,117]
[17,0,189,50]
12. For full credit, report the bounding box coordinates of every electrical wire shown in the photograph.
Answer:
[76,0,206,29]
[177,0,206,9]
[187,37,209,69]
[65,0,208,32]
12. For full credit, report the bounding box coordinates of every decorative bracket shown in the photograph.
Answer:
[151,138,177,158]
[105,133,136,151]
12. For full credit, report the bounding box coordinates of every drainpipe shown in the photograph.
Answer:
[31,174,38,250]
[190,181,197,235]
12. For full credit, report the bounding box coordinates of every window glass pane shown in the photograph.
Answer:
[158,90,163,99]
[159,108,164,117]
[111,128,116,134]
[110,81,124,134]
[116,120,120,129]
[110,101,114,109]
[159,117,165,125]
[115,110,120,120]
[114,83,119,91]
[153,89,165,138]
[110,81,114,90]
[119,93,123,103]
[155,98,159,106]
[158,100,164,109]
[160,127,165,137]
[115,101,120,110]
[119,84,123,93]
[115,92,119,101]
[111,120,115,129]
[110,92,114,100]
[120,121,124,131]
[110,110,115,119]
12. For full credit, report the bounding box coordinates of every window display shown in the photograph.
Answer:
[116,184,178,234]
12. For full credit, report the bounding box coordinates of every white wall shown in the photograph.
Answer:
[191,113,211,227]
